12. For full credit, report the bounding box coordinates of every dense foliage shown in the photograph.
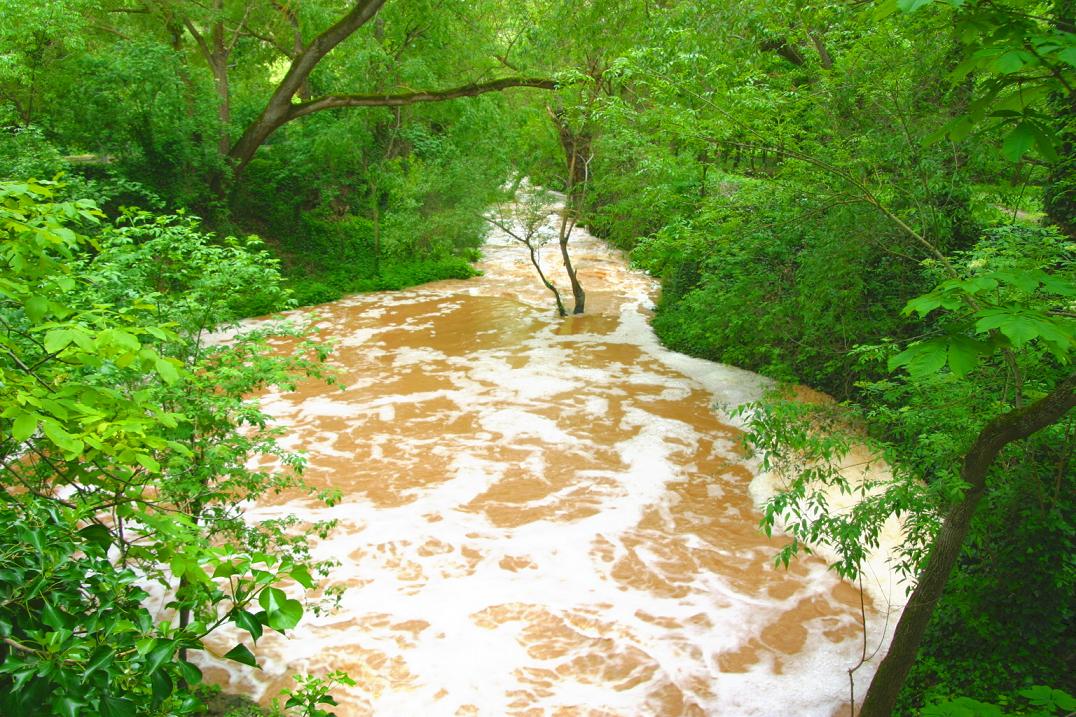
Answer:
[1,0,1073,714]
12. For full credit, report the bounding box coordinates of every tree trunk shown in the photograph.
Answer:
[557,206,585,315]
[859,371,1076,716]
[218,0,556,185]
[227,0,388,174]
[546,107,590,314]
[371,183,381,276]
[211,10,231,157]
[528,244,567,317]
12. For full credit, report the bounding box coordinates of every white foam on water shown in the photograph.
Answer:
[193,199,906,716]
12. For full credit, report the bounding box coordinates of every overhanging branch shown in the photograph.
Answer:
[287,77,558,120]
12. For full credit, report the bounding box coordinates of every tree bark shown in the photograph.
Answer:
[529,242,568,317]
[288,77,557,119]
[217,0,559,180]
[546,106,590,314]
[227,0,388,173]
[859,371,1076,716]
[230,71,555,174]
[557,206,585,315]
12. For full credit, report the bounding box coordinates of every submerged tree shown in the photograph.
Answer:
[484,185,569,317]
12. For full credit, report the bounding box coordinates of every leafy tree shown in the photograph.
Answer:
[484,185,569,316]
[0,180,339,714]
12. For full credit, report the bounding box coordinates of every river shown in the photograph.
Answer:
[197,202,901,716]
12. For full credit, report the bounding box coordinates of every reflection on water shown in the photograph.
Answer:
[198,209,898,716]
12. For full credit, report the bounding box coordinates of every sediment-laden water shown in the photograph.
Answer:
[197,204,902,716]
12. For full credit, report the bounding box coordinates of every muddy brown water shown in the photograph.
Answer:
[196,209,899,716]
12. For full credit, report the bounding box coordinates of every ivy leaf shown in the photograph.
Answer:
[145,640,175,674]
[222,643,259,668]
[99,696,137,717]
[80,646,114,680]
[150,670,174,704]
[42,601,71,630]
[52,696,85,717]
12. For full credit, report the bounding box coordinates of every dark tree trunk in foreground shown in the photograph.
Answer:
[860,372,1076,716]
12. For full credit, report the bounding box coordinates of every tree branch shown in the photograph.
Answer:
[287,76,557,120]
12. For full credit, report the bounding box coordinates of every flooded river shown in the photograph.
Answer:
[199,205,901,715]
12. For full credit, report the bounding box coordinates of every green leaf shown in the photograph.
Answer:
[177,660,203,686]
[289,565,315,590]
[974,309,1045,347]
[25,295,48,323]
[52,696,85,717]
[896,0,932,11]
[78,524,113,551]
[99,328,140,352]
[135,453,161,473]
[80,646,114,680]
[222,643,259,668]
[11,412,37,442]
[155,357,180,385]
[889,339,948,377]
[992,50,1030,74]
[44,328,74,353]
[41,420,84,456]
[99,695,137,717]
[150,670,174,703]
[872,0,899,19]
[42,601,71,630]
[1028,121,1059,162]
[213,561,240,579]
[1002,122,1036,162]
[259,587,303,631]
[946,336,987,377]
[233,610,263,643]
[146,640,175,674]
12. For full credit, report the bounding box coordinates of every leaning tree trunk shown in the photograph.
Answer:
[859,372,1076,716]
[223,0,556,178]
